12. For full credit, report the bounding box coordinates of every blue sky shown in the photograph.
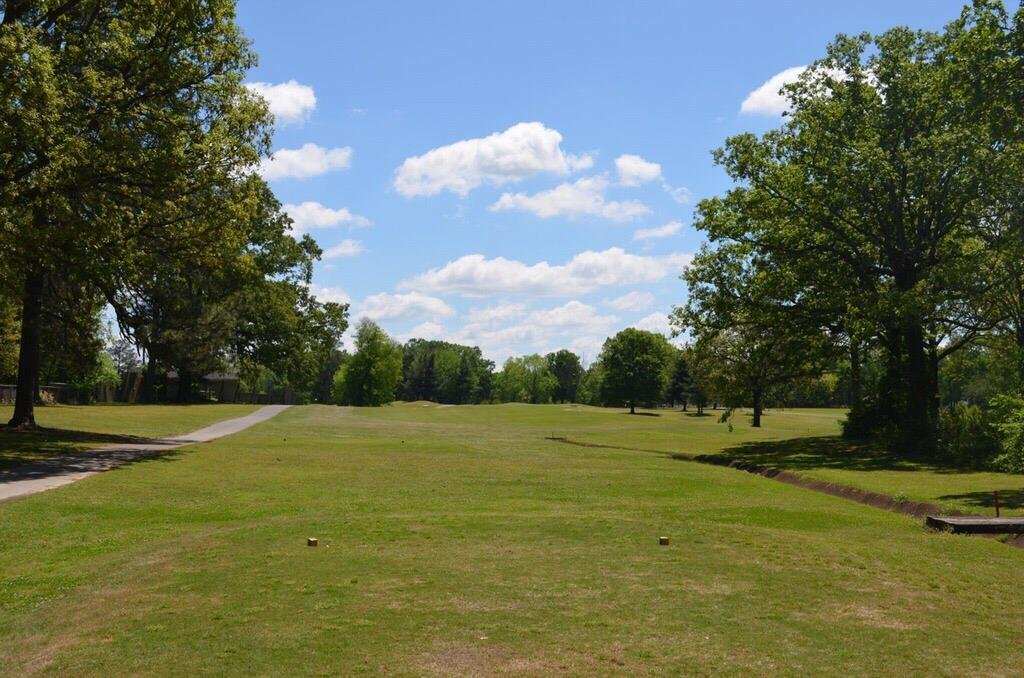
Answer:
[237,0,969,364]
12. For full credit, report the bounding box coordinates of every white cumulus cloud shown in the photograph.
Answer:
[245,80,317,124]
[307,284,351,305]
[393,122,592,197]
[465,303,528,326]
[401,247,692,297]
[605,291,655,311]
[322,239,364,259]
[490,176,649,222]
[260,143,353,181]
[664,185,692,204]
[451,300,617,363]
[634,311,673,336]
[615,153,690,203]
[283,201,371,233]
[357,291,455,321]
[405,321,447,341]
[740,65,853,116]
[615,154,662,186]
[633,220,683,241]
[740,66,808,116]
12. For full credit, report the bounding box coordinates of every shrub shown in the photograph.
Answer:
[842,397,887,440]
[936,403,999,467]
[989,394,1024,473]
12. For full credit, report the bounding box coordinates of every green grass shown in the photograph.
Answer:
[689,409,1024,517]
[0,404,260,470]
[549,406,1024,517]
[1,402,1022,675]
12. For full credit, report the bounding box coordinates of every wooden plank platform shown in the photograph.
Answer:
[925,516,1024,534]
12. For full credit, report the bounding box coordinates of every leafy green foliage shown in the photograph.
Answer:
[494,354,557,404]
[398,339,494,404]
[599,328,673,413]
[332,320,402,407]
[990,394,1024,473]
[545,349,583,403]
[575,363,605,406]
[936,403,999,467]
[665,351,693,408]
[0,293,17,382]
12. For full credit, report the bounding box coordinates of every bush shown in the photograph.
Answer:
[841,397,887,440]
[936,403,999,467]
[990,394,1024,473]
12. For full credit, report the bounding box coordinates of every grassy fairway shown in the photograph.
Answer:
[1,404,1023,675]
[537,405,1024,517]
[0,404,260,470]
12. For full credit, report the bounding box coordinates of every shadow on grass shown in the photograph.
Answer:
[0,428,155,471]
[701,435,989,475]
[938,489,1024,511]
[625,412,661,417]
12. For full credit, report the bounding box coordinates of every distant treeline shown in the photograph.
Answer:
[326,319,855,412]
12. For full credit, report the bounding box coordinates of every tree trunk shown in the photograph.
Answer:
[870,324,903,436]
[927,339,940,424]
[140,354,158,403]
[751,388,763,428]
[682,399,688,412]
[848,339,862,408]
[629,401,635,414]
[176,370,192,403]
[1014,315,1024,389]
[901,319,936,457]
[7,270,45,430]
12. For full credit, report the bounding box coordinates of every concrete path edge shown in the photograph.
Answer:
[0,405,291,504]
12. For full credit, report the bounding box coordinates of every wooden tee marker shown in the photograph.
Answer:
[307,537,319,547]
[659,536,670,546]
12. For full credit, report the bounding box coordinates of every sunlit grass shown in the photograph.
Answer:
[0,404,260,469]
[1,403,1021,675]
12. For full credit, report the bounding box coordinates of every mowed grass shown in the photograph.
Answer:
[0,404,260,470]
[568,406,1024,518]
[2,403,1023,676]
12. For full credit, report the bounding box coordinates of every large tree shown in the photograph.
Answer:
[666,350,693,410]
[332,320,403,407]
[675,241,836,427]
[546,349,583,403]
[0,0,270,427]
[106,177,347,402]
[689,2,1021,453]
[599,328,673,414]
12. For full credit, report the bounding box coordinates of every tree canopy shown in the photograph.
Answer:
[599,328,674,414]
[332,320,403,407]
[0,0,347,419]
[545,349,583,403]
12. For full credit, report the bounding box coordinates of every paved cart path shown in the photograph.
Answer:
[0,405,290,504]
